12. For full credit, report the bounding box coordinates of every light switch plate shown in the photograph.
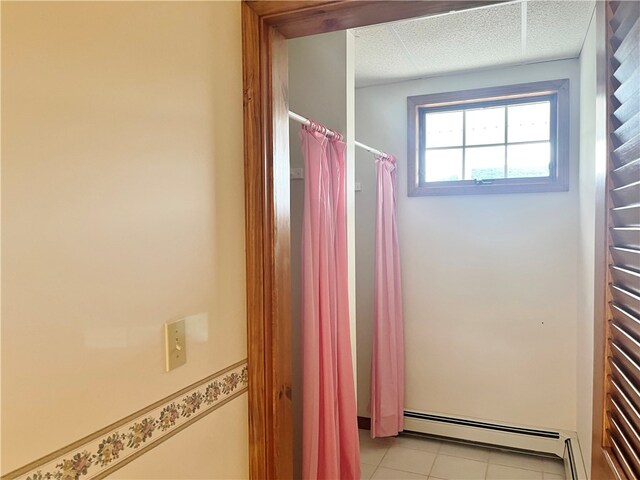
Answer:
[290,167,304,180]
[165,318,186,372]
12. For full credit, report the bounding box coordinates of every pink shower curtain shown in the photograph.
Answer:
[370,154,404,438]
[300,123,360,480]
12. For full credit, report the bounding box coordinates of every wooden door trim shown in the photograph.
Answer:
[590,1,615,477]
[242,2,525,479]
[253,1,505,38]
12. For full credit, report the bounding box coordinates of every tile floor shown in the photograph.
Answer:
[359,430,566,480]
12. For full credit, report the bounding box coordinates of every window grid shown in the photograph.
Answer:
[462,110,466,180]
[503,106,508,178]
[421,95,554,184]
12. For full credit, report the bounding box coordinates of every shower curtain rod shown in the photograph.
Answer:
[288,110,389,158]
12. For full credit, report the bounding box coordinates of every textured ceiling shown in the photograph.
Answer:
[352,0,595,87]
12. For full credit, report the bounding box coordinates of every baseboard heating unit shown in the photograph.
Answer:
[403,410,587,480]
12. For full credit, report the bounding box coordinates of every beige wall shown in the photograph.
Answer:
[356,60,580,431]
[1,2,248,477]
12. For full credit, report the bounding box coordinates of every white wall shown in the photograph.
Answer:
[356,60,580,432]
[1,2,248,477]
[288,31,356,479]
[576,7,600,476]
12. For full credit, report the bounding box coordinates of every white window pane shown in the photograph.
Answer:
[425,111,463,148]
[464,145,505,180]
[424,148,463,182]
[465,106,505,146]
[508,101,550,143]
[507,142,551,178]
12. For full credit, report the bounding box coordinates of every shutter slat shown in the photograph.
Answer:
[608,415,640,478]
[612,158,640,188]
[614,66,639,105]
[614,17,640,64]
[611,1,640,40]
[609,431,640,480]
[611,285,640,318]
[613,87,640,123]
[613,132,640,167]
[614,112,640,146]
[612,303,640,339]
[611,266,640,296]
[610,361,640,413]
[611,341,640,386]
[609,396,640,467]
[611,227,640,250]
[611,205,640,228]
[610,385,640,440]
[610,247,640,273]
[614,47,640,85]
[611,181,640,207]
[612,322,640,365]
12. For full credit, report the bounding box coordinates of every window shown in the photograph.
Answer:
[407,79,570,196]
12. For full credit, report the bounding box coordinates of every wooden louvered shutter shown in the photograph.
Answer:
[604,1,640,478]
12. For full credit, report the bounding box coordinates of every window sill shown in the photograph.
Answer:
[408,178,569,196]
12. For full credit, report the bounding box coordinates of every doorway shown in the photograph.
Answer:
[240,2,611,478]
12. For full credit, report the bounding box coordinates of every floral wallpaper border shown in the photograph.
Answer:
[4,360,248,480]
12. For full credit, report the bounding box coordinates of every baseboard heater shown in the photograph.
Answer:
[404,411,560,439]
[403,409,586,479]
[564,438,579,480]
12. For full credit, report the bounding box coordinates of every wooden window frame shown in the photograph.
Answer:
[240,1,610,478]
[407,80,570,196]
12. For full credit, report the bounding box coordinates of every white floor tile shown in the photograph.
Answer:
[360,429,396,448]
[542,458,565,475]
[437,442,491,462]
[395,435,441,453]
[486,464,543,480]
[380,446,437,476]
[489,450,544,471]
[361,441,391,466]
[372,467,429,479]
[429,455,488,479]
[361,462,378,479]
